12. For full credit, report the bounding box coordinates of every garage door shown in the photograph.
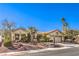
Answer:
[55,37,62,43]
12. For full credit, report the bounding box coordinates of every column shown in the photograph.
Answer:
[19,34,21,41]
[62,36,64,42]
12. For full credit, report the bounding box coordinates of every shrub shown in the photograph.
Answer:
[42,35,50,42]
[4,35,12,47]
[20,34,27,43]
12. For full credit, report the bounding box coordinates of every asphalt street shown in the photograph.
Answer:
[20,47,79,56]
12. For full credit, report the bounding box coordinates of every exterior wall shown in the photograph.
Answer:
[0,35,2,42]
[11,32,15,41]
[0,31,4,42]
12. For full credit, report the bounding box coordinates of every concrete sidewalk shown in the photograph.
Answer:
[0,43,79,56]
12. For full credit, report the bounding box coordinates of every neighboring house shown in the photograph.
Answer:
[74,35,79,44]
[38,30,64,43]
[46,30,64,43]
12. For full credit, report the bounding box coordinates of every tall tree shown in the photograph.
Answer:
[61,18,68,33]
[61,18,69,42]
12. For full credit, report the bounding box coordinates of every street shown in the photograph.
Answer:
[20,47,79,56]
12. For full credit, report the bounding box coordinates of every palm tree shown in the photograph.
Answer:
[61,18,69,42]
[28,26,38,44]
[61,18,68,33]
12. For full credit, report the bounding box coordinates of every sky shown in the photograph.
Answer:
[0,3,79,32]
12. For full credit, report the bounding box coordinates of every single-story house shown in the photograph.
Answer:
[0,28,65,43]
[46,30,64,43]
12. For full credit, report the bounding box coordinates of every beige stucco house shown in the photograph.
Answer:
[11,28,28,42]
[0,28,64,43]
[11,29,64,43]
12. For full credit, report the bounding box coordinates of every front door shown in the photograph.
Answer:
[15,34,19,41]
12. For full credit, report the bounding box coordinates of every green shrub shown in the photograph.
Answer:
[4,35,12,47]
[42,35,49,42]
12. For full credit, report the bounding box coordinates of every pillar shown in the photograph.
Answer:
[19,34,21,41]
[62,36,64,42]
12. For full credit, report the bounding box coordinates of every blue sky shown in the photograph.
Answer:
[0,3,79,32]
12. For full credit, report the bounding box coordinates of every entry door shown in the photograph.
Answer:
[15,34,19,40]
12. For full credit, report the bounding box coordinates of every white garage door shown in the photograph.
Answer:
[55,37,62,43]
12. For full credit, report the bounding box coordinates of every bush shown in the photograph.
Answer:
[4,35,12,47]
[42,35,50,42]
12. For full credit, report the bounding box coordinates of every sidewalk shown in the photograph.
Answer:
[0,43,79,56]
